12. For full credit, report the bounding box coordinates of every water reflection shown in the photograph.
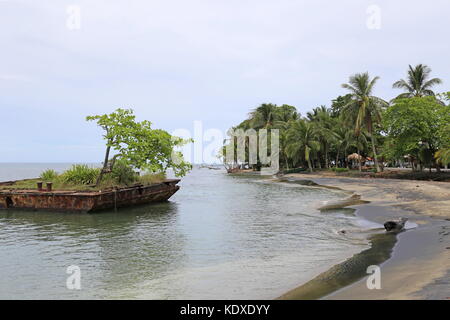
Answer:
[0,202,185,299]
[0,167,370,299]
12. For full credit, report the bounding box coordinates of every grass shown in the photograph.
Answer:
[40,169,58,181]
[0,178,96,191]
[60,164,100,185]
[283,167,308,174]
[138,172,166,184]
[0,166,168,192]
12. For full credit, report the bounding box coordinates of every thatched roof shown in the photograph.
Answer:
[347,153,363,160]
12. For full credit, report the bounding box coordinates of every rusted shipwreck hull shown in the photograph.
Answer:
[0,179,180,213]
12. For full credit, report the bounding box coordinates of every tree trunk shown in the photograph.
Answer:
[435,159,441,173]
[307,159,313,173]
[344,148,349,169]
[325,144,329,168]
[284,152,289,170]
[357,148,362,172]
[336,149,340,168]
[96,144,111,186]
[370,133,381,172]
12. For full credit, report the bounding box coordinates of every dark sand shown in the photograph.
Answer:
[278,173,450,300]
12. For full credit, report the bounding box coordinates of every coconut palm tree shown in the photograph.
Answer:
[285,120,320,172]
[435,148,450,166]
[249,103,278,129]
[273,105,299,169]
[307,106,337,168]
[341,72,388,172]
[348,131,368,171]
[306,105,328,121]
[393,64,442,99]
[275,104,299,123]
[332,124,354,168]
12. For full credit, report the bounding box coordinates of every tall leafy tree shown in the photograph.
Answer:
[332,124,355,168]
[87,108,192,185]
[275,104,299,123]
[393,64,442,99]
[273,104,299,169]
[330,94,352,117]
[383,97,450,172]
[286,120,320,172]
[307,106,336,168]
[341,72,388,172]
[249,103,278,129]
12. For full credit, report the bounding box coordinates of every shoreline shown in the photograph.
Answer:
[275,172,450,300]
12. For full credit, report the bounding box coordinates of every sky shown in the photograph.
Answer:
[0,0,449,163]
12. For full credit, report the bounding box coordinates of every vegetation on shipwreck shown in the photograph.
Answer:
[1,109,192,191]
[222,64,450,176]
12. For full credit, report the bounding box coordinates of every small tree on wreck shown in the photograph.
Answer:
[87,108,192,186]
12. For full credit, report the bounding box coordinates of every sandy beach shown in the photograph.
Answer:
[279,172,450,300]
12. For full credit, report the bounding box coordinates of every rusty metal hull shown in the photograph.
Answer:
[0,179,180,213]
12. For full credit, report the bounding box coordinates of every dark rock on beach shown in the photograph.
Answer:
[384,217,408,232]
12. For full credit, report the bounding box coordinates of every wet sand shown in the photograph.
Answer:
[279,172,450,300]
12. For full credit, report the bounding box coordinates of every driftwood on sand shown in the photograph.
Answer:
[318,194,369,210]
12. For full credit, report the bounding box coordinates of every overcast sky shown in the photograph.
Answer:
[1,0,449,163]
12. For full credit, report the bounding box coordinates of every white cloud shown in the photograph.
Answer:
[0,0,448,162]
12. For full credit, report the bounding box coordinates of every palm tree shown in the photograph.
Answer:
[333,124,354,168]
[341,72,388,172]
[436,148,450,167]
[393,64,442,99]
[249,103,278,129]
[286,120,320,172]
[273,105,299,170]
[275,104,299,123]
[306,105,328,121]
[308,106,336,168]
[348,131,368,171]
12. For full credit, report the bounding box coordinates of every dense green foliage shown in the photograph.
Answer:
[110,159,138,185]
[331,168,349,173]
[383,97,449,169]
[39,169,58,181]
[225,64,448,173]
[87,108,192,185]
[60,165,100,185]
[1,170,166,191]
[285,120,319,172]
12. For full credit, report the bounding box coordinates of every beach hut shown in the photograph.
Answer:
[347,153,364,169]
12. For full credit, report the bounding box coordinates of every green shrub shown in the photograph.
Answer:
[283,167,307,174]
[40,169,58,181]
[111,159,138,185]
[61,164,100,185]
[331,167,349,173]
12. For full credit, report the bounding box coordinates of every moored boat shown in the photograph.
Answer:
[0,179,180,213]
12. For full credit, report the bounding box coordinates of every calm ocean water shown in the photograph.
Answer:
[0,163,371,299]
